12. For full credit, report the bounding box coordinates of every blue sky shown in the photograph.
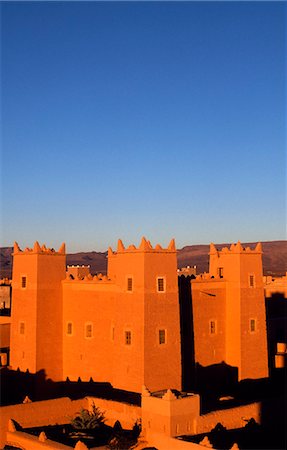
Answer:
[1,1,286,252]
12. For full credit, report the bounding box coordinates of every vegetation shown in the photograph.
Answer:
[70,403,105,431]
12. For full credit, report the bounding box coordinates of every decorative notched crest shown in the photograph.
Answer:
[209,241,263,255]
[142,385,151,397]
[139,237,153,251]
[114,237,176,253]
[13,241,66,255]
[162,389,177,401]
[38,431,48,442]
[117,239,125,252]
[74,440,89,450]
[13,242,21,254]
[209,243,218,255]
[65,273,112,284]
[199,436,213,448]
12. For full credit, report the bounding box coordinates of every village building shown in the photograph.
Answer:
[6,238,271,393]
[0,237,286,449]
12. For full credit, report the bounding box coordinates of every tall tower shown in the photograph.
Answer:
[10,241,66,380]
[107,237,182,393]
[209,241,269,380]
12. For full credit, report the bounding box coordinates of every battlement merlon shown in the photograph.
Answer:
[209,241,262,255]
[64,273,113,283]
[13,241,66,256]
[108,237,176,255]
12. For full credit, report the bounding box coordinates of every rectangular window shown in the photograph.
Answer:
[210,320,216,334]
[159,329,166,344]
[249,274,255,287]
[111,326,115,341]
[127,277,133,292]
[21,276,27,288]
[67,322,73,335]
[218,267,224,278]
[157,277,165,292]
[19,322,25,335]
[125,331,132,345]
[250,319,256,333]
[85,323,93,338]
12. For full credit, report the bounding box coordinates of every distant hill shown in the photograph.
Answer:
[0,241,286,279]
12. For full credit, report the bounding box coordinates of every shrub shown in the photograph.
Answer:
[70,403,105,430]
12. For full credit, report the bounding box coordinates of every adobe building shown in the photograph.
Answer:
[8,238,269,394]
[10,238,182,393]
[191,242,269,381]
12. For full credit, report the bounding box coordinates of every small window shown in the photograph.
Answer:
[249,274,255,287]
[157,277,165,292]
[159,329,166,344]
[210,320,216,335]
[127,277,133,292]
[250,319,256,333]
[85,323,93,338]
[21,276,27,289]
[19,322,25,335]
[218,267,224,278]
[111,326,115,341]
[67,322,73,335]
[125,331,132,345]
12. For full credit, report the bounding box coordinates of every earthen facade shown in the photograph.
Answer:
[191,242,269,380]
[8,238,269,393]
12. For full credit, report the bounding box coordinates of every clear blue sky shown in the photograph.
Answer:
[1,1,286,252]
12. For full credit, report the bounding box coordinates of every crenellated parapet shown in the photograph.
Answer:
[65,273,112,283]
[108,236,176,255]
[0,278,11,285]
[13,241,66,255]
[209,241,262,256]
[194,272,225,281]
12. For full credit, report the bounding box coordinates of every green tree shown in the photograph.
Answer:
[70,403,105,430]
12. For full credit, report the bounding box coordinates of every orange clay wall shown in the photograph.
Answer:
[0,397,88,448]
[36,252,66,380]
[208,242,268,380]
[9,238,268,394]
[0,319,11,348]
[109,238,181,392]
[142,251,181,391]
[108,243,146,392]
[10,250,38,374]
[62,279,119,384]
[63,238,181,393]
[237,252,268,379]
[10,243,66,380]
[191,278,226,366]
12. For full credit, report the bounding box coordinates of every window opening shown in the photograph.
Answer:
[21,276,27,288]
[249,274,255,287]
[125,331,132,345]
[85,323,93,338]
[210,320,216,334]
[67,322,73,335]
[157,277,165,292]
[159,329,166,344]
[250,319,256,332]
[127,277,133,292]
